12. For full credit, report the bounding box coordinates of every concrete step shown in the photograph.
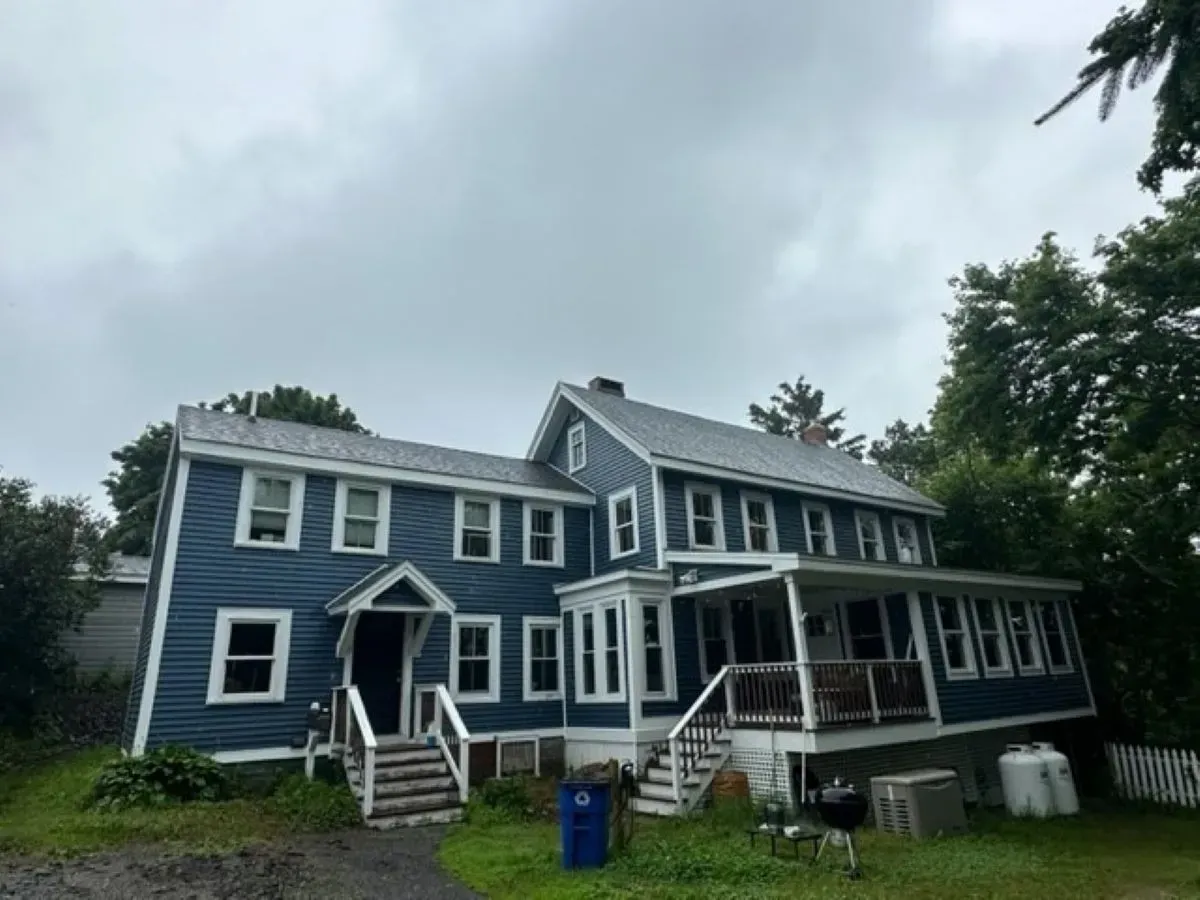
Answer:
[370,790,461,816]
[373,775,457,799]
[630,796,679,817]
[367,805,464,829]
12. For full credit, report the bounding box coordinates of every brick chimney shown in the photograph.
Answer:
[800,423,828,446]
[587,376,625,397]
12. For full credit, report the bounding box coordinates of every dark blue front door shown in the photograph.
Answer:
[350,612,406,735]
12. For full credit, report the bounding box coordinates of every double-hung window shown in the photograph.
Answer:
[451,615,501,702]
[685,483,725,550]
[698,604,731,681]
[455,495,500,562]
[236,470,305,549]
[934,595,977,679]
[854,510,885,561]
[1005,598,1044,674]
[1038,600,1074,673]
[332,481,390,554]
[522,617,562,701]
[567,422,586,473]
[206,608,292,704]
[580,611,598,697]
[740,491,778,552]
[608,487,639,559]
[802,502,836,556]
[575,602,625,702]
[639,599,675,698]
[523,503,564,567]
[893,517,922,564]
[970,595,1012,676]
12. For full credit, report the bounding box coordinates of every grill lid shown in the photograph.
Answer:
[815,777,869,832]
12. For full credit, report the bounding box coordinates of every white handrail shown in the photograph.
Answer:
[344,685,378,816]
[667,666,730,741]
[433,684,472,803]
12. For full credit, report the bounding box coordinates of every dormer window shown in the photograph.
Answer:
[454,495,500,563]
[802,502,836,556]
[235,470,305,550]
[685,483,725,550]
[567,422,586,473]
[893,517,922,564]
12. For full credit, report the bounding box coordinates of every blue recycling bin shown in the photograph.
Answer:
[558,779,611,869]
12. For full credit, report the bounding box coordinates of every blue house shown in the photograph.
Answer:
[123,377,1094,827]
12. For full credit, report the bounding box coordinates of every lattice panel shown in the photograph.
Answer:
[727,749,795,807]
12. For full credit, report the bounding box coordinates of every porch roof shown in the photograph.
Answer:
[770,554,1082,594]
[325,561,457,616]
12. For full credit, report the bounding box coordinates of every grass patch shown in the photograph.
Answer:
[0,747,321,856]
[439,802,1200,899]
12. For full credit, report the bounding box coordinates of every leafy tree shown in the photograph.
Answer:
[748,376,867,458]
[0,476,107,731]
[1035,0,1200,192]
[104,386,371,556]
[867,419,938,486]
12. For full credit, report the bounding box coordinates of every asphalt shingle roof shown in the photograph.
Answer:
[177,406,587,495]
[562,383,943,511]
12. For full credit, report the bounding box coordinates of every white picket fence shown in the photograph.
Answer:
[1106,742,1200,808]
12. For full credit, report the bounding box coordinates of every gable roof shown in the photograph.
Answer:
[531,382,943,514]
[176,405,590,501]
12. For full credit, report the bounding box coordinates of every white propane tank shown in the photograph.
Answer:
[999,743,1055,818]
[1031,742,1079,816]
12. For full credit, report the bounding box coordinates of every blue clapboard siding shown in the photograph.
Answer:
[643,595,702,720]
[920,592,1091,724]
[661,469,937,566]
[549,409,656,574]
[121,443,181,751]
[143,461,591,752]
[562,608,631,728]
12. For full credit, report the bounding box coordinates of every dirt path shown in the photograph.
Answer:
[0,828,480,899]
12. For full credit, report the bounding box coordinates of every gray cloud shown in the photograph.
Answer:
[0,0,1163,505]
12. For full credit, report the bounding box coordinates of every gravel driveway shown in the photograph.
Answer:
[0,828,480,899]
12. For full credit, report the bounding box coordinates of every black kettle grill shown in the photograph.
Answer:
[814,778,868,879]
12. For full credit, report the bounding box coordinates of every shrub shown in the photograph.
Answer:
[90,746,229,810]
[468,777,533,824]
[265,774,361,831]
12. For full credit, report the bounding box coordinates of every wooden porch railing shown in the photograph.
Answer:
[725,661,930,729]
[666,667,731,809]
[332,684,377,816]
[432,684,471,803]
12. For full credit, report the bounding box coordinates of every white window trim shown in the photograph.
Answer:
[801,502,836,557]
[450,614,501,703]
[695,601,734,683]
[567,422,587,474]
[206,608,292,705]
[933,594,978,681]
[331,480,391,556]
[892,516,923,565]
[608,486,640,560]
[968,595,1014,678]
[453,495,501,563]
[573,599,626,703]
[1005,597,1046,675]
[522,502,565,568]
[854,510,886,562]
[684,482,726,551]
[635,597,677,701]
[739,490,778,553]
[234,469,306,551]
[1037,599,1075,675]
[522,616,564,702]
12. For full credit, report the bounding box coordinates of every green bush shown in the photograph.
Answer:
[90,746,229,810]
[265,774,360,831]
[468,777,533,823]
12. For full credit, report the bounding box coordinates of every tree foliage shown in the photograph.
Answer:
[748,376,867,458]
[1036,0,1200,192]
[104,386,371,556]
[0,477,107,732]
[866,420,937,487]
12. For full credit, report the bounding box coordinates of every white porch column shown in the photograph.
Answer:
[905,591,942,725]
[398,616,417,738]
[783,573,815,730]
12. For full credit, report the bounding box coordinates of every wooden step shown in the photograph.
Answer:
[636,781,678,802]
[375,747,444,766]
[349,759,450,782]
[370,790,461,816]
[367,805,464,829]
[373,775,457,799]
[630,795,678,817]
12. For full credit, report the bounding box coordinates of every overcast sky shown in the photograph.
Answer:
[0,1,1163,507]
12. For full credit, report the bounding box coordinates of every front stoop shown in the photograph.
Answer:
[630,734,733,816]
[344,743,465,829]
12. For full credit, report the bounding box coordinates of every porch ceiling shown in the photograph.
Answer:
[769,554,1081,594]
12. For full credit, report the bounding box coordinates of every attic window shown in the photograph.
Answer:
[567,422,586,473]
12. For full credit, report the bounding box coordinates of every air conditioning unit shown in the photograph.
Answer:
[870,769,968,839]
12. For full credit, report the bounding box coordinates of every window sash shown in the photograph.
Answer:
[613,496,636,555]
[208,609,290,704]
[936,595,975,675]
[456,622,494,695]
[803,504,834,556]
[527,623,560,696]
[604,606,621,695]
[458,498,497,560]
[971,596,1011,674]
[581,612,597,696]
[568,423,586,471]
[855,512,884,561]
[687,486,722,549]
[642,603,665,695]
[1005,599,1044,672]
[525,506,559,564]
[1039,601,1071,670]
[894,518,922,564]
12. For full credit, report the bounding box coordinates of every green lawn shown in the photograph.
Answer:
[0,747,286,855]
[439,804,1200,899]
